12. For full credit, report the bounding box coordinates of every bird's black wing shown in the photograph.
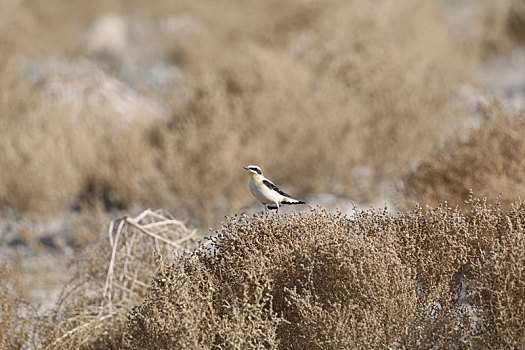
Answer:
[263,179,291,198]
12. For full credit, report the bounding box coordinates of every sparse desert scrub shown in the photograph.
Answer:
[40,209,198,349]
[155,0,472,210]
[0,55,165,215]
[402,102,525,210]
[3,197,523,349]
[2,0,524,229]
[0,0,475,226]
[0,263,40,350]
[2,0,525,349]
[124,198,524,349]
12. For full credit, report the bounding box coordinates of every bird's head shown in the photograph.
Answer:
[243,165,263,176]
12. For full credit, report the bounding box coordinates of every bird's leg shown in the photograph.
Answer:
[275,202,279,214]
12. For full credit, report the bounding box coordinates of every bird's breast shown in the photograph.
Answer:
[249,178,282,204]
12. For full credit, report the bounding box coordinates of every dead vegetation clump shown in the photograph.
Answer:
[40,209,198,349]
[3,197,523,348]
[463,0,525,56]
[507,0,525,45]
[0,263,40,350]
[402,102,525,210]
[124,198,524,349]
[0,55,166,216]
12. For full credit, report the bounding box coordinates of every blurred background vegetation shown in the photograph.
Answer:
[2,0,525,226]
[1,0,525,338]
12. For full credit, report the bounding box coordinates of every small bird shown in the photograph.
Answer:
[243,165,305,213]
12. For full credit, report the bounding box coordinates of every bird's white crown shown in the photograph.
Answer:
[243,165,263,175]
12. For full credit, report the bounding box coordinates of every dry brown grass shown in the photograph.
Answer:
[40,209,198,349]
[0,263,40,350]
[402,102,525,210]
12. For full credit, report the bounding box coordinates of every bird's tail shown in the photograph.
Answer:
[282,198,305,205]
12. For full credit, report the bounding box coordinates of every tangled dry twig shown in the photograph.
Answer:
[43,209,199,349]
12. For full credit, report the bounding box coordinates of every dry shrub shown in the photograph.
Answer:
[0,55,165,215]
[507,0,525,44]
[1,0,473,225]
[470,0,525,55]
[125,198,524,349]
[41,209,198,349]
[126,254,280,349]
[485,0,525,53]
[0,262,40,350]
[151,0,471,223]
[402,102,525,210]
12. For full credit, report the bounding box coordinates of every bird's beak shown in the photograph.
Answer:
[243,166,249,171]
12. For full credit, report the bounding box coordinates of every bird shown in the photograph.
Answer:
[243,165,305,213]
